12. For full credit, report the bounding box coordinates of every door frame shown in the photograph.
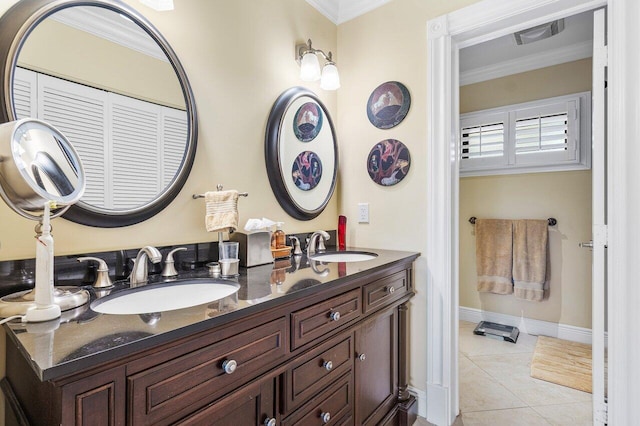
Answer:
[425,0,610,424]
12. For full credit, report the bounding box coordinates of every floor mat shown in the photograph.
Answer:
[530,335,592,393]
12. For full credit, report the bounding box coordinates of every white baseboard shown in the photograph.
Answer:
[459,306,599,345]
[408,386,427,418]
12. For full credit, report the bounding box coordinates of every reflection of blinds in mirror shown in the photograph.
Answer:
[38,74,108,208]
[13,67,36,119]
[13,67,187,210]
[110,94,161,210]
[163,111,188,187]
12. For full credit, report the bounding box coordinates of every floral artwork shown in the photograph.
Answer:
[366,81,411,129]
[367,139,411,186]
[292,151,323,191]
[293,102,323,142]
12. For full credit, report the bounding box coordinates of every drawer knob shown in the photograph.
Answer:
[320,412,331,424]
[264,418,276,426]
[222,359,237,374]
[357,353,366,362]
[329,311,340,322]
[387,286,395,294]
[323,360,333,371]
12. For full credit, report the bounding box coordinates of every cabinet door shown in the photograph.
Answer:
[178,376,277,426]
[354,308,398,426]
[60,366,126,426]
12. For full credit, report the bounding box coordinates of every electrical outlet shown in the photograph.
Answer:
[358,203,369,223]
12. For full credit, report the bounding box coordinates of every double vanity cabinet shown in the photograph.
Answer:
[3,250,418,425]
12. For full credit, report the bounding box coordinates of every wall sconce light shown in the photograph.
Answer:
[296,39,341,90]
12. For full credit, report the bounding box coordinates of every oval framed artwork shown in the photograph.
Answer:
[367,139,411,186]
[366,81,411,129]
[265,87,338,220]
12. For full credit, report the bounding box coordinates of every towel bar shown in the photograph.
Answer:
[469,217,557,226]
[193,184,248,199]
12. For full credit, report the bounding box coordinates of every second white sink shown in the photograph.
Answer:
[91,279,239,315]
[309,251,378,263]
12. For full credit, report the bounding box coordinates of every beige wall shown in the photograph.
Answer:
[0,0,338,261]
[336,0,480,394]
[459,60,593,328]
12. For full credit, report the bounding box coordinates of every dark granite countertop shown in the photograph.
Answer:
[4,248,418,381]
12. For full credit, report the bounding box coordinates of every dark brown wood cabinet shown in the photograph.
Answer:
[5,259,417,426]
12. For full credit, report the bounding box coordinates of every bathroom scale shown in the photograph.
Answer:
[473,321,519,343]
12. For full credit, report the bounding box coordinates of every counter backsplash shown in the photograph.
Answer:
[0,230,336,297]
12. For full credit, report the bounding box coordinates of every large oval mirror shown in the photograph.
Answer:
[265,87,338,220]
[0,0,197,227]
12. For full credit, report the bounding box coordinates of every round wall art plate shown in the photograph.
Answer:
[366,81,411,129]
[292,151,323,191]
[367,139,411,186]
[293,102,323,142]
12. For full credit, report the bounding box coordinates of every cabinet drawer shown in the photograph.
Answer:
[282,372,353,426]
[283,332,354,414]
[291,289,360,350]
[129,317,286,425]
[363,271,409,314]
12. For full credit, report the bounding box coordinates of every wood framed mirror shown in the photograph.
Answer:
[0,0,197,227]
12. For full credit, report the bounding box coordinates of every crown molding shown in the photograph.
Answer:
[460,40,593,86]
[50,7,168,62]
[305,0,392,25]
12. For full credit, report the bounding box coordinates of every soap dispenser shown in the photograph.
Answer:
[271,222,286,249]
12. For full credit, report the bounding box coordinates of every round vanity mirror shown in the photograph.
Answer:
[265,87,338,220]
[0,0,197,227]
[0,118,85,219]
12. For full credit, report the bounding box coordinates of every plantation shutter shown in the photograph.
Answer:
[13,67,37,119]
[162,109,188,187]
[36,74,109,207]
[461,122,505,159]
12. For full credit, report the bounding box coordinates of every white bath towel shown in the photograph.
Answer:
[205,190,239,233]
[512,219,548,302]
[475,219,514,295]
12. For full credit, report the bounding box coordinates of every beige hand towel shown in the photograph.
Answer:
[205,190,239,233]
[513,219,548,302]
[475,219,513,294]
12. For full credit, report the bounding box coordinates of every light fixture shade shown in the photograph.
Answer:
[320,63,340,90]
[300,52,321,82]
[139,0,174,11]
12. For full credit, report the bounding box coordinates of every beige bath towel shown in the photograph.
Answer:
[205,190,239,233]
[475,219,513,294]
[513,219,548,301]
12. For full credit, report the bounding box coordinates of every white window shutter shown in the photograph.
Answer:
[13,68,37,119]
[109,93,162,210]
[36,74,109,208]
[162,108,188,187]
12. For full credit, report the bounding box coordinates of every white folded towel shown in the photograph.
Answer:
[205,190,239,233]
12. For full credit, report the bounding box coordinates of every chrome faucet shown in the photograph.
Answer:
[307,230,330,257]
[130,246,162,286]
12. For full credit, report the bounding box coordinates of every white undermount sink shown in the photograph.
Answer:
[90,278,239,315]
[309,251,378,263]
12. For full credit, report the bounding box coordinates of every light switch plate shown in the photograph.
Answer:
[358,203,369,223]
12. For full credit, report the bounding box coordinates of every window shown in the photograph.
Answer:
[459,92,591,176]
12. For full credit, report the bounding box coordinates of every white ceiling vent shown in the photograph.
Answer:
[514,19,565,45]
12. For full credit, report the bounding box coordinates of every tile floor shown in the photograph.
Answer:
[413,321,592,426]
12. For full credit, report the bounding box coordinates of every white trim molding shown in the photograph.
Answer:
[408,386,427,419]
[426,0,608,424]
[305,0,392,25]
[460,40,593,86]
[459,307,600,345]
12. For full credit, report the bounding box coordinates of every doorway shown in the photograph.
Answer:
[424,1,608,425]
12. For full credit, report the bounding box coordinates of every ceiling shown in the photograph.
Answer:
[459,10,595,85]
[305,0,391,24]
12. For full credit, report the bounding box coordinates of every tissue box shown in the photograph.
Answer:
[230,232,274,267]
